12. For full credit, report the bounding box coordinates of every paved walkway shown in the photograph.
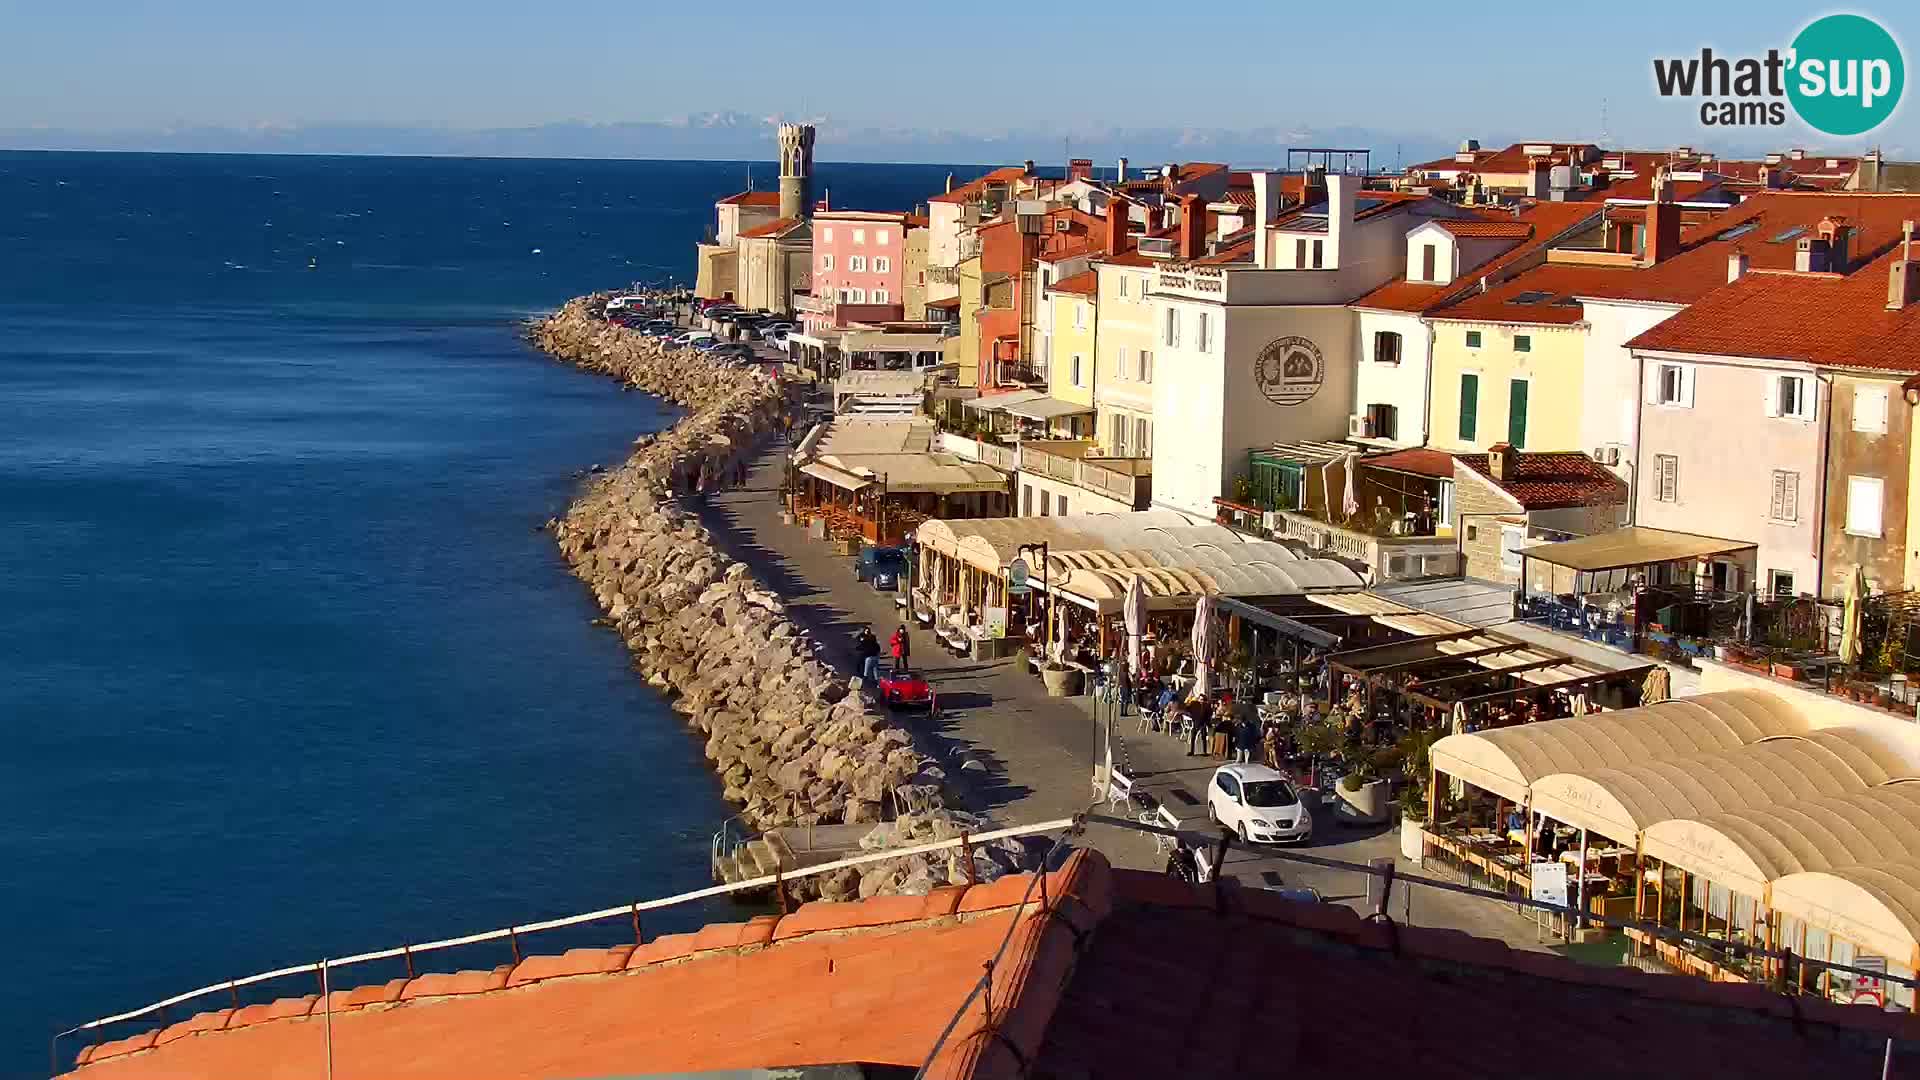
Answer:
[686,412,1563,951]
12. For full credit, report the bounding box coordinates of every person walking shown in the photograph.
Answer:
[889,623,912,673]
[1185,699,1208,756]
[854,627,881,683]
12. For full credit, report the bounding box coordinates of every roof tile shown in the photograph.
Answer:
[154,1008,233,1047]
[1456,450,1627,510]
[400,965,514,1000]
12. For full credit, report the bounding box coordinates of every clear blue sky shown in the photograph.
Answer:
[3,1,1915,150]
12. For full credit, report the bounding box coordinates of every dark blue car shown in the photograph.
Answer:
[856,546,909,592]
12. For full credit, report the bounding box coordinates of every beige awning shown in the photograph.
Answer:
[1002,396,1094,421]
[1430,690,1807,803]
[1047,559,1363,614]
[800,460,873,492]
[1519,526,1757,573]
[1771,863,1920,966]
[1643,781,1920,899]
[1529,729,1910,842]
[912,511,1218,575]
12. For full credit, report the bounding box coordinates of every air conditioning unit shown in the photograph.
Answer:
[1592,445,1621,466]
[1348,414,1375,438]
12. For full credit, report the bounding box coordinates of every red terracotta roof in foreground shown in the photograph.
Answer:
[717,190,782,207]
[63,848,1920,1080]
[1456,449,1628,510]
[1434,218,1535,239]
[1628,243,1920,371]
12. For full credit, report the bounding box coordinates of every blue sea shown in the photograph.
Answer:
[0,150,962,1076]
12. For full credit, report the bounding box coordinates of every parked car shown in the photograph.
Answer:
[875,661,933,710]
[604,295,652,313]
[710,343,754,362]
[693,337,730,352]
[1206,764,1312,845]
[856,546,909,591]
[672,331,716,348]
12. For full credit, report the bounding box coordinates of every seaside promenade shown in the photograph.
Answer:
[694,401,1558,953]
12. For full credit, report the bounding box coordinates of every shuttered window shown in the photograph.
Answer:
[1508,380,1529,448]
[1848,476,1885,537]
[1459,373,1480,442]
[1654,454,1679,502]
[1769,470,1799,522]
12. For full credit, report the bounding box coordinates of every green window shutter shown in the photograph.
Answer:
[1508,380,1529,448]
[1459,373,1480,443]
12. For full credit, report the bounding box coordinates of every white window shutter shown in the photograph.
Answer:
[1765,375,1780,417]
[1682,367,1696,408]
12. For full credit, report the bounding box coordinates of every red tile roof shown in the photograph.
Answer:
[1456,449,1627,510]
[717,190,781,207]
[1035,240,1097,264]
[1352,202,1604,314]
[1628,244,1920,371]
[1095,250,1155,268]
[1364,447,1457,478]
[736,216,804,239]
[928,166,1028,205]
[1431,192,1920,325]
[65,849,1920,1080]
[1047,270,1098,296]
[1435,218,1535,239]
[926,295,962,309]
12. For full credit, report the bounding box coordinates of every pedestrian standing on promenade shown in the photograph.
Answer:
[735,459,749,487]
[1185,699,1208,756]
[1235,710,1259,764]
[854,627,881,683]
[890,623,912,673]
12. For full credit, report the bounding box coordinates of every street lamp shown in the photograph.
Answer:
[1015,541,1050,655]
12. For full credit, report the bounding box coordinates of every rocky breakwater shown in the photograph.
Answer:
[531,298,1012,900]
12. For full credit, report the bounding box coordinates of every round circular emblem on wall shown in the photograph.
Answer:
[1254,336,1325,407]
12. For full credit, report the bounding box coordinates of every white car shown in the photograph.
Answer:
[1206,764,1312,845]
[671,331,716,348]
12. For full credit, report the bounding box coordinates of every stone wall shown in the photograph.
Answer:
[530,296,1029,901]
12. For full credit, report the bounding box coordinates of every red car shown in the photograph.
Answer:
[876,663,933,709]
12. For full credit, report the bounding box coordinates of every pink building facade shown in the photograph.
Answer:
[803,211,914,336]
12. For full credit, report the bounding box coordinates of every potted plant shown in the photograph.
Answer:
[1392,729,1441,861]
[1335,758,1392,826]
[1040,660,1083,697]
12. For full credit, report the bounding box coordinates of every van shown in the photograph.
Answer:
[605,295,650,312]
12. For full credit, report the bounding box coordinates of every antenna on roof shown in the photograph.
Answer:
[1598,98,1612,150]
[744,164,754,192]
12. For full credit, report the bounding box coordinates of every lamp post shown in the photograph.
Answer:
[1016,541,1050,655]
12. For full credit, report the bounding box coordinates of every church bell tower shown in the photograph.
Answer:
[778,123,815,221]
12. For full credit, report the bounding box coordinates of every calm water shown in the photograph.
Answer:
[0,151,961,1075]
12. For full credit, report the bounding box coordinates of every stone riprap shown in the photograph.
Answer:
[531,296,1024,900]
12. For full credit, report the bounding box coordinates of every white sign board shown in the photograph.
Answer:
[1854,954,1888,1007]
[1530,862,1569,911]
[983,606,1009,640]
[1007,558,1030,595]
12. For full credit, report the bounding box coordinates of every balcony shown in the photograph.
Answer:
[935,431,1017,471]
[1260,509,1459,583]
[926,265,960,286]
[1018,441,1152,509]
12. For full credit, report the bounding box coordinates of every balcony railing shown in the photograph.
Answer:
[1154,266,1225,297]
[937,431,1016,471]
[1018,443,1151,509]
[926,266,960,285]
[1263,509,1458,583]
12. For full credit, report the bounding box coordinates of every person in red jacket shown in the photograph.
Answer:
[889,624,911,673]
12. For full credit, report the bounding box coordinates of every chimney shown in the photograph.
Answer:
[1105,194,1132,255]
[1528,159,1551,198]
[1728,249,1750,283]
[1177,194,1205,260]
[1488,442,1520,482]
[1325,171,1357,271]
[1644,172,1681,265]
[1791,148,1807,161]
[1068,158,1093,181]
[1891,222,1919,311]
[945,173,954,194]
[1251,171,1280,269]
[1023,159,1036,175]
[1818,216,1852,272]
[1116,157,1128,183]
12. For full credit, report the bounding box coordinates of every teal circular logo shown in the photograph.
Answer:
[1789,14,1904,136]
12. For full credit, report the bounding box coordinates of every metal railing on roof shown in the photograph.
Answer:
[52,817,1082,1076]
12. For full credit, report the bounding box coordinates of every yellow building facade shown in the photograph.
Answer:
[1043,282,1098,438]
[1091,258,1158,458]
[1426,320,1588,454]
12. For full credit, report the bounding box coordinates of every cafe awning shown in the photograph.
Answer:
[1528,729,1910,843]
[1519,526,1758,573]
[1430,690,1807,803]
[961,389,1046,414]
[1002,396,1094,422]
[1771,863,1920,966]
[800,460,874,492]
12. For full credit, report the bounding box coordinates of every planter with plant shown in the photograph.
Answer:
[1391,728,1441,858]
[1040,660,1083,697]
